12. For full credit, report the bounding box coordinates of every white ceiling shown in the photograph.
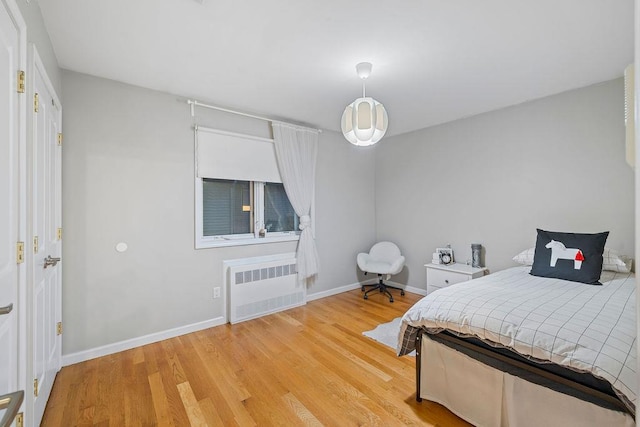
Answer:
[39,0,634,136]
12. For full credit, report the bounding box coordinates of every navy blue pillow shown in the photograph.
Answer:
[530,229,609,285]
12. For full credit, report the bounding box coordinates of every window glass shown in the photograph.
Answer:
[202,179,251,236]
[264,182,298,232]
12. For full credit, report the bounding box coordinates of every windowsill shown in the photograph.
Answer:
[196,233,300,249]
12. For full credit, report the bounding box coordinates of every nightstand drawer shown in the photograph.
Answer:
[428,268,469,289]
[425,263,488,295]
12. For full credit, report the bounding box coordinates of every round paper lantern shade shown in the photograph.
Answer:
[341,97,388,146]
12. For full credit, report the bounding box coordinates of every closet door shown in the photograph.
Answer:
[0,0,25,422]
[30,47,62,426]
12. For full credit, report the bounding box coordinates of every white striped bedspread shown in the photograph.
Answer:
[397,266,636,413]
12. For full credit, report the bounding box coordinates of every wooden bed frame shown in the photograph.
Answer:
[414,329,633,417]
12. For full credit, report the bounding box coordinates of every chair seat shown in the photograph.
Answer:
[358,260,394,275]
[357,247,405,276]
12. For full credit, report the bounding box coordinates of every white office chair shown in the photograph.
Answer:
[357,241,406,302]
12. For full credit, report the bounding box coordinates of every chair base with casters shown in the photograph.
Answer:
[361,273,405,302]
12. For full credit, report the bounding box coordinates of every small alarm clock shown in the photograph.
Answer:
[441,253,453,265]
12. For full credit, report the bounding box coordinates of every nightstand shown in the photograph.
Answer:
[425,263,488,295]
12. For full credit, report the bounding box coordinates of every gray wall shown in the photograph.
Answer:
[61,74,634,354]
[375,78,635,290]
[61,71,376,355]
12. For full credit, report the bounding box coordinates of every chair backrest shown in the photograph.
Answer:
[369,241,402,262]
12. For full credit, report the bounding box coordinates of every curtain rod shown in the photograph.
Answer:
[187,99,322,133]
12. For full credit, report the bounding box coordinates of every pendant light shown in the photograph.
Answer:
[341,62,388,146]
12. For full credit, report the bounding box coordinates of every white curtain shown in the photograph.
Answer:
[272,122,320,279]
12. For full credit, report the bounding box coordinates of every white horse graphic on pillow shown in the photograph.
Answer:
[545,240,584,269]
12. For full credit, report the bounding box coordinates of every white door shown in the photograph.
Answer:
[0,0,24,420]
[31,48,62,425]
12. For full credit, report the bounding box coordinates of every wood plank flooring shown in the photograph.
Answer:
[42,289,470,426]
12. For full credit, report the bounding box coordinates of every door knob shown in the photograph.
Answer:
[0,390,24,427]
[0,303,12,316]
[44,255,61,268]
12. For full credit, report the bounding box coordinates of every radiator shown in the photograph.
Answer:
[224,253,305,324]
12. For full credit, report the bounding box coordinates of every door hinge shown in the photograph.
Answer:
[33,236,39,254]
[34,92,39,113]
[57,321,63,335]
[16,242,24,264]
[17,70,25,93]
[57,133,63,146]
[57,228,62,240]
[33,378,39,397]
[16,412,24,427]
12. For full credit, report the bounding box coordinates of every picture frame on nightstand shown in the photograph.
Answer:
[436,247,454,265]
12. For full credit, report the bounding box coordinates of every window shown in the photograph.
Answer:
[202,179,252,237]
[264,182,298,233]
[194,126,302,248]
[196,178,299,248]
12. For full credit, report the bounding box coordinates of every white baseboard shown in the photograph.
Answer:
[306,279,427,302]
[62,280,425,366]
[62,316,226,366]
[306,280,372,301]
[403,285,427,296]
[385,280,427,296]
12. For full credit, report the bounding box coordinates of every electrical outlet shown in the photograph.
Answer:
[213,287,221,299]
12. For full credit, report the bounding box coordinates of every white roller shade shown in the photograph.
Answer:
[196,126,282,183]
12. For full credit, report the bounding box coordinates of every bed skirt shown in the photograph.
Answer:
[420,337,634,427]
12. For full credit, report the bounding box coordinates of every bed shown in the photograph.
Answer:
[397,265,636,427]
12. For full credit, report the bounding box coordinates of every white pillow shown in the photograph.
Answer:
[602,248,633,273]
[512,247,536,266]
[513,247,632,273]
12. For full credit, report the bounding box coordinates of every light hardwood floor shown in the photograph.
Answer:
[42,289,470,426]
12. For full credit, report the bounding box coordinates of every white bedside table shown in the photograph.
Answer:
[425,263,488,295]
